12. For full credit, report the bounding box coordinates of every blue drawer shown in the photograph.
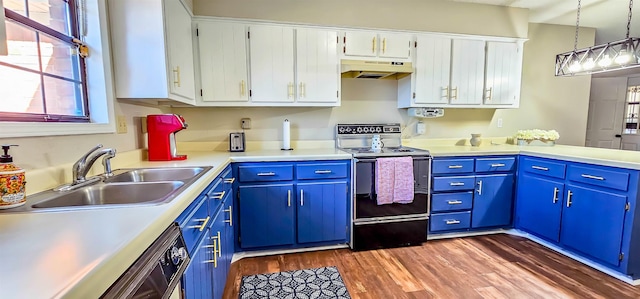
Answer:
[432,159,474,174]
[567,164,630,191]
[521,157,566,179]
[180,197,210,253]
[431,211,471,232]
[221,167,234,192]
[238,164,294,182]
[475,157,515,173]
[296,162,348,180]
[207,177,225,214]
[431,192,473,212]
[432,176,475,192]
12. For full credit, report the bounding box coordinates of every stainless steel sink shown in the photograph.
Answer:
[31,182,184,209]
[106,167,207,183]
[0,166,212,213]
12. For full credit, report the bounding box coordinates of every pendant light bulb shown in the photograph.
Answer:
[583,57,596,70]
[598,54,613,67]
[569,59,582,72]
[616,48,632,65]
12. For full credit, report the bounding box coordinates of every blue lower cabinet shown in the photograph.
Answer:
[296,182,348,244]
[210,211,227,299]
[431,212,471,231]
[183,228,214,299]
[239,184,295,248]
[560,184,627,267]
[515,174,564,242]
[472,174,514,228]
[431,192,473,212]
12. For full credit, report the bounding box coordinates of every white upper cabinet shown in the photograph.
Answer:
[399,34,524,108]
[450,39,485,105]
[343,31,412,60]
[296,28,340,104]
[248,25,295,103]
[197,21,248,103]
[485,41,523,107]
[109,0,196,105]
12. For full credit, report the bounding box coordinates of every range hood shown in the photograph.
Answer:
[341,59,413,80]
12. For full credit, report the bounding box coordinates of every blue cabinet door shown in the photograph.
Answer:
[515,174,564,242]
[183,229,214,299]
[210,211,226,299]
[239,184,295,248]
[472,174,514,228]
[297,182,348,244]
[560,184,627,267]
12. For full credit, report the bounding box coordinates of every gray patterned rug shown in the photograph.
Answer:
[239,266,351,299]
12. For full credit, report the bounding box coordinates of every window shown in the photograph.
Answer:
[0,0,88,122]
[624,86,640,135]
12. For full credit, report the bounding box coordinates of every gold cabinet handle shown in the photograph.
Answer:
[288,82,294,98]
[287,189,291,207]
[553,187,559,204]
[452,87,458,100]
[566,190,573,208]
[204,235,219,267]
[299,82,304,98]
[302,82,306,98]
[446,220,461,225]
[447,200,462,205]
[490,163,505,167]
[486,87,493,101]
[448,165,463,169]
[382,38,387,54]
[224,177,236,184]
[224,205,233,227]
[476,180,483,195]
[449,182,465,186]
[300,189,304,206]
[372,36,376,53]
[215,231,221,257]
[442,86,449,99]
[581,174,605,181]
[189,216,210,231]
[212,190,226,200]
[257,172,276,176]
[314,170,332,174]
[173,66,181,87]
[240,80,246,96]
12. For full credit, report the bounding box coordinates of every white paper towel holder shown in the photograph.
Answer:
[281,119,294,151]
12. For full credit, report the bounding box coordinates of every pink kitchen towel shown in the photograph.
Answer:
[375,157,395,205]
[393,156,415,203]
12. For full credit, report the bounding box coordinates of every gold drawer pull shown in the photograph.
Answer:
[224,178,236,184]
[448,165,463,169]
[447,200,463,205]
[446,220,461,225]
[566,190,573,207]
[314,170,332,174]
[224,206,233,227]
[581,174,605,181]
[553,187,559,204]
[531,166,549,171]
[449,182,465,186]
[189,216,210,232]
[212,191,226,200]
[257,172,276,176]
[490,163,506,167]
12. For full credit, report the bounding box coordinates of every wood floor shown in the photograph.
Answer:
[223,234,640,298]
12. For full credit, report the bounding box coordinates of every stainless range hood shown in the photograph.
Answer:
[341,59,413,80]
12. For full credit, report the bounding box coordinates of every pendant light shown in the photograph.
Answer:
[555,0,640,76]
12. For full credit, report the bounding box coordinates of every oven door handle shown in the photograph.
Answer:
[355,158,377,163]
[355,156,431,163]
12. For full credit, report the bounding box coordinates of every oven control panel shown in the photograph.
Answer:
[336,124,401,135]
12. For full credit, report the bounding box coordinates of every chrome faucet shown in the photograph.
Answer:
[72,144,117,184]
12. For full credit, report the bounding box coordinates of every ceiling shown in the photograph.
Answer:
[450,0,640,43]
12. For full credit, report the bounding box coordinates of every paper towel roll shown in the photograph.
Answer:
[282,119,291,150]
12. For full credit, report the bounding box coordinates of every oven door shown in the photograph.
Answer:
[354,156,431,220]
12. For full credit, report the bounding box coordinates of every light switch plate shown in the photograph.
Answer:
[241,118,251,129]
[116,115,127,134]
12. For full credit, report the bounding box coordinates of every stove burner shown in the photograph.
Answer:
[391,148,414,153]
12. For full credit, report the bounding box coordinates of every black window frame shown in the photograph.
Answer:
[0,0,89,123]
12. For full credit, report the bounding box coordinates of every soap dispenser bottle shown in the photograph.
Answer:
[0,145,26,209]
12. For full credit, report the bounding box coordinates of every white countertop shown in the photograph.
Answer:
[0,149,350,299]
[4,143,640,298]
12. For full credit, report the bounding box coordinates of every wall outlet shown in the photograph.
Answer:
[416,121,426,134]
[116,115,127,134]
[497,118,503,128]
[241,118,251,129]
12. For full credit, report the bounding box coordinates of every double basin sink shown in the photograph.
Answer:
[2,167,211,212]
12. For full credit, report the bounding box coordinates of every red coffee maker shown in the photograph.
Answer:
[147,114,188,161]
